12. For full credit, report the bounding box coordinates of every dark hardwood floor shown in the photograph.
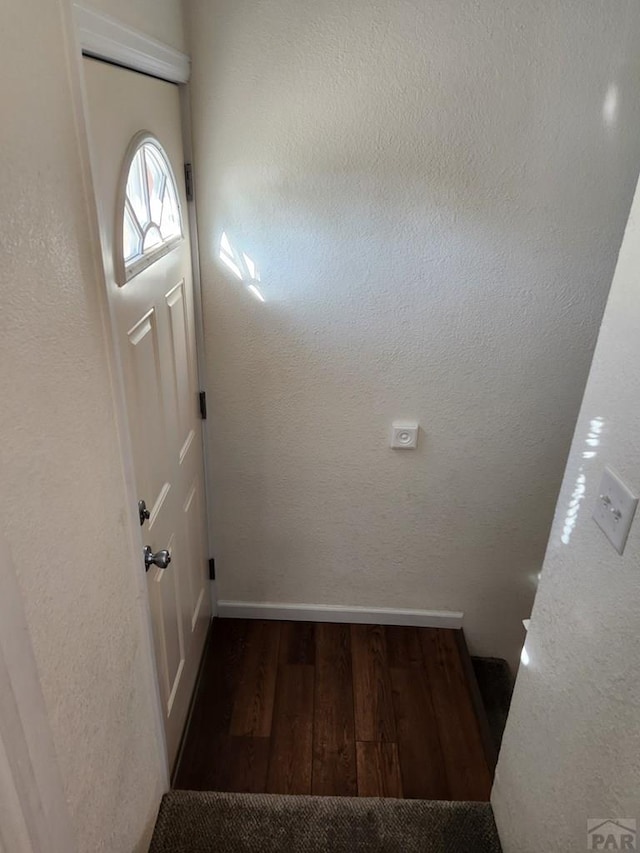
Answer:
[174,619,493,800]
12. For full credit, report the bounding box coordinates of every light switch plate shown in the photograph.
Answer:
[592,466,638,554]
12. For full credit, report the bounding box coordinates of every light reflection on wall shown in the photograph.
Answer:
[602,83,619,129]
[219,231,243,279]
[218,231,265,302]
[247,283,265,303]
[560,417,604,545]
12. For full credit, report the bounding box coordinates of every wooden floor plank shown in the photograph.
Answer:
[385,626,424,669]
[351,625,396,742]
[230,621,281,738]
[356,742,403,797]
[184,735,270,792]
[419,628,492,801]
[390,667,449,799]
[266,664,314,794]
[312,623,357,796]
[176,619,494,801]
[454,630,497,773]
[279,621,315,665]
[174,619,247,789]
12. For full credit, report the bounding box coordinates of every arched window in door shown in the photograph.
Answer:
[119,134,182,283]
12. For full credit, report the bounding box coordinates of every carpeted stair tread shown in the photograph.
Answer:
[148,790,502,853]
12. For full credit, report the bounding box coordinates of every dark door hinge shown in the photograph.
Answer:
[184,162,193,202]
[199,391,207,419]
[208,558,216,580]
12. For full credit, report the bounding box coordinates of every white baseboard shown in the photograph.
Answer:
[216,600,463,629]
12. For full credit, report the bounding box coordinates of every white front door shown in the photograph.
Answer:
[83,57,211,767]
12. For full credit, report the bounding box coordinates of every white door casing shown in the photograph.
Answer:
[82,57,211,767]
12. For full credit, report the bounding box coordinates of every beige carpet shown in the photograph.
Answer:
[148,791,502,852]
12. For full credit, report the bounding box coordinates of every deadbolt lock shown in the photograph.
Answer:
[138,499,151,526]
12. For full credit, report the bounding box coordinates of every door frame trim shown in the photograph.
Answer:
[178,89,217,613]
[73,4,190,84]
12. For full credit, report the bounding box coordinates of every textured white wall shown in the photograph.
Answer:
[0,0,185,849]
[187,0,640,667]
[492,169,640,852]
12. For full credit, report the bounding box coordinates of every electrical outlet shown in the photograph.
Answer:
[592,466,638,554]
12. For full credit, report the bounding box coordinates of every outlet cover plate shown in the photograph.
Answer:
[592,466,638,554]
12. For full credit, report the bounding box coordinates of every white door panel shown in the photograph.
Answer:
[83,57,210,768]
[126,308,168,509]
[166,279,199,460]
